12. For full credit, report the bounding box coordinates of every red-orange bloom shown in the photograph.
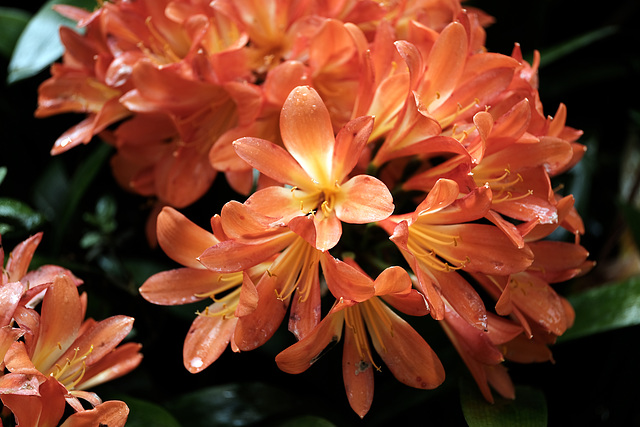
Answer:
[276,256,443,418]
[140,206,267,373]
[0,274,142,412]
[233,85,394,251]
[382,179,534,320]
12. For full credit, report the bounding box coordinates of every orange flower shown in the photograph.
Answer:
[0,376,129,427]
[372,18,519,166]
[140,206,267,373]
[1,233,82,361]
[233,85,394,251]
[382,178,534,320]
[199,203,325,349]
[0,274,142,412]
[276,256,443,418]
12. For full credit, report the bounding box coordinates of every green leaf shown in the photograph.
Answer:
[0,7,30,58]
[7,0,98,83]
[166,383,298,427]
[539,26,618,67]
[55,142,112,250]
[0,197,45,236]
[559,275,640,342]
[0,166,7,185]
[116,397,181,427]
[460,377,547,427]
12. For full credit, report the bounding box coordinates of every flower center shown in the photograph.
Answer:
[49,345,93,390]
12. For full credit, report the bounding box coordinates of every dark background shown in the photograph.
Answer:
[1,0,639,425]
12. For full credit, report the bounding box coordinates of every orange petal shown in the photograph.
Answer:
[61,400,130,427]
[313,212,342,251]
[183,313,237,373]
[369,303,445,389]
[372,266,412,296]
[234,274,289,351]
[140,268,221,305]
[233,137,312,188]
[157,207,219,268]
[199,235,292,273]
[59,316,134,369]
[0,281,25,326]
[5,232,42,282]
[275,310,344,374]
[335,175,394,223]
[243,187,307,224]
[32,274,83,370]
[321,255,374,302]
[342,325,374,418]
[288,269,321,341]
[235,272,259,317]
[422,21,468,109]
[79,342,143,390]
[280,86,335,186]
[332,115,374,183]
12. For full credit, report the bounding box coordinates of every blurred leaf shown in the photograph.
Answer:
[56,143,112,249]
[0,166,7,185]
[166,383,298,427]
[7,0,98,83]
[279,416,337,427]
[539,25,618,68]
[460,378,547,427]
[0,7,30,58]
[619,203,640,249]
[117,397,181,427]
[0,197,45,236]
[559,275,640,342]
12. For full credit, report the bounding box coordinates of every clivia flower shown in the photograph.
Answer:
[233,85,395,251]
[276,256,444,418]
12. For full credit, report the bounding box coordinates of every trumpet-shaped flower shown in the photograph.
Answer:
[382,179,534,320]
[276,256,443,418]
[233,85,394,251]
[140,206,269,373]
[0,274,142,412]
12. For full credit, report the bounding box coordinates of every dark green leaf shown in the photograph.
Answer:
[55,142,112,249]
[117,397,181,427]
[460,377,547,427]
[559,275,640,342]
[619,203,640,249]
[0,197,45,236]
[0,167,7,185]
[539,26,618,67]
[7,0,98,83]
[0,7,30,58]
[166,383,297,427]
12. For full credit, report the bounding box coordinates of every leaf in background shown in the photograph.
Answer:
[539,26,618,68]
[166,383,298,427]
[460,377,547,427]
[559,275,640,342]
[0,7,30,59]
[115,397,181,427]
[0,197,45,236]
[7,0,97,83]
[0,166,7,185]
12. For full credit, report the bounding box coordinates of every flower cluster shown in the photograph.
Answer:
[39,0,592,418]
[0,233,142,426]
